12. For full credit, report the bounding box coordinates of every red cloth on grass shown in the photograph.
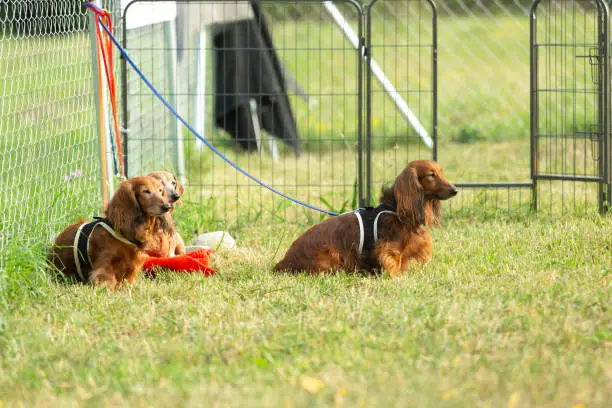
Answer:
[143,249,215,277]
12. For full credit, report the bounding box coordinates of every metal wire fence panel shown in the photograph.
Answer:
[532,0,605,180]
[122,0,363,226]
[531,0,610,213]
[0,1,119,280]
[119,0,611,224]
[122,20,180,178]
[366,0,436,204]
[434,0,609,216]
[432,0,533,217]
[436,0,532,144]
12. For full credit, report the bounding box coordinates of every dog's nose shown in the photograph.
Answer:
[161,204,171,212]
[449,187,458,196]
[171,193,180,202]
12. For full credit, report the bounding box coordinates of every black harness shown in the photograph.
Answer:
[353,204,397,259]
[72,217,137,282]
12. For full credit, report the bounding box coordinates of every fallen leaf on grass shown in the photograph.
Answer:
[334,388,348,405]
[300,376,325,394]
[508,391,521,408]
[442,389,456,400]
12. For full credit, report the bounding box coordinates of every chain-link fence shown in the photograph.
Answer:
[0,0,122,296]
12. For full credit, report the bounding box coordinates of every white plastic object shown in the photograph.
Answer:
[192,231,236,250]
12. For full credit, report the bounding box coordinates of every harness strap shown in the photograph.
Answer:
[355,211,365,255]
[373,210,397,245]
[353,205,397,258]
[73,222,90,282]
[72,218,136,283]
[95,222,137,247]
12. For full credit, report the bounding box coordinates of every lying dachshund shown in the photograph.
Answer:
[275,160,457,276]
[49,176,171,287]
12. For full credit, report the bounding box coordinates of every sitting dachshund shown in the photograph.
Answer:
[274,160,458,276]
[144,171,186,257]
[49,176,171,287]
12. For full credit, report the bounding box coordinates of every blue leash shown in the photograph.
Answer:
[85,3,339,217]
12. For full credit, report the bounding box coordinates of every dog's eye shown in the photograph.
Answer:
[143,189,151,194]
[429,173,436,178]
[172,181,177,186]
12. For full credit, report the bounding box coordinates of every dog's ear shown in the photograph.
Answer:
[394,167,425,227]
[106,180,144,241]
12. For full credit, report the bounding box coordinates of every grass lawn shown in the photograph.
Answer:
[1,7,611,407]
[1,215,611,407]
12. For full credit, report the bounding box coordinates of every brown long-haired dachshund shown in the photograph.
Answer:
[275,160,458,276]
[143,171,186,257]
[49,176,171,287]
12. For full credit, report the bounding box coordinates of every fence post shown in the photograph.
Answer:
[597,0,610,214]
[530,1,537,213]
[88,0,111,207]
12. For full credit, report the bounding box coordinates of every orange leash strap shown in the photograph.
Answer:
[87,3,126,181]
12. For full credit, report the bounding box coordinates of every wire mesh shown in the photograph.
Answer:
[366,0,538,217]
[121,6,181,179]
[0,1,118,279]
[120,0,611,225]
[366,0,436,205]
[431,0,534,217]
[122,0,363,226]
[531,0,610,214]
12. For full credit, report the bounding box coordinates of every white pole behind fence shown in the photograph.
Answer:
[165,19,186,184]
[322,1,433,149]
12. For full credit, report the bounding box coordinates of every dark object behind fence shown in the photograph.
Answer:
[212,0,300,154]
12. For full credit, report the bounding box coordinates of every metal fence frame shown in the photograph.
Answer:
[118,0,612,220]
[530,0,611,213]
[121,0,370,224]
[365,0,438,206]
[120,0,439,219]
